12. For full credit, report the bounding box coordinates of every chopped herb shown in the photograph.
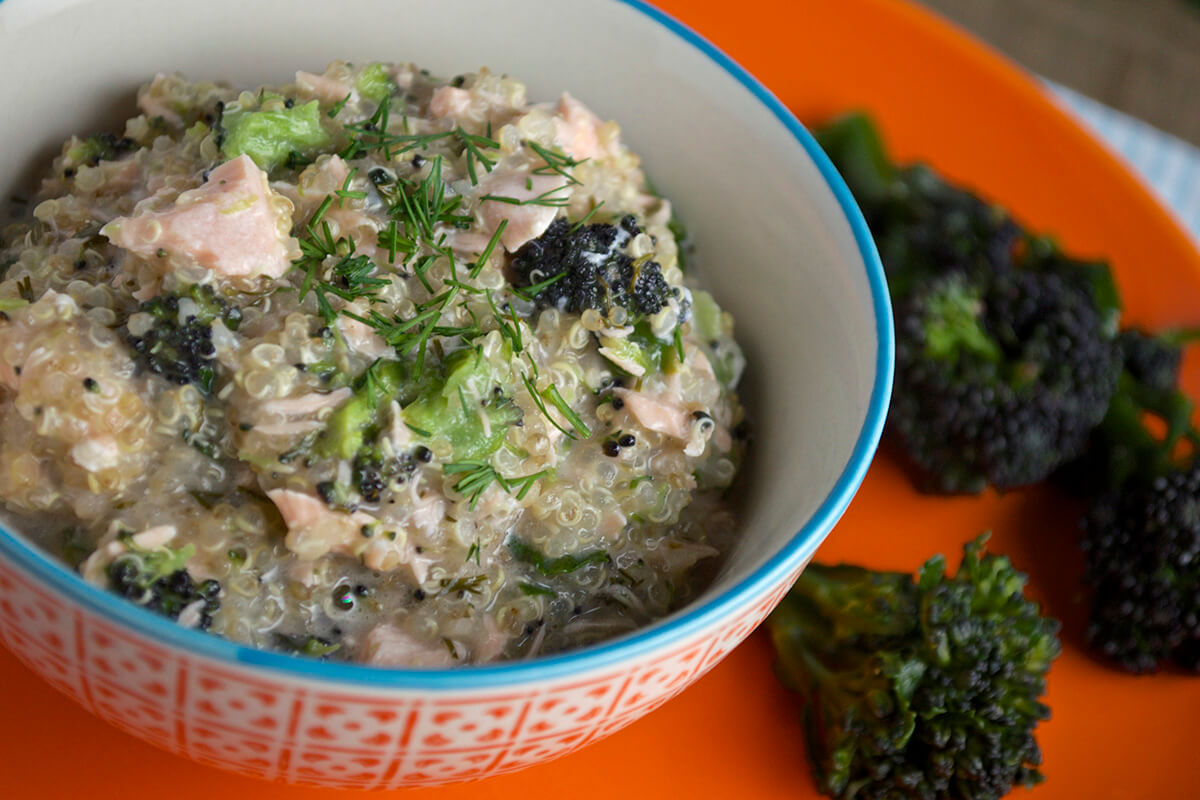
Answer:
[480,184,572,208]
[438,574,486,596]
[528,140,585,185]
[328,93,351,118]
[466,539,481,566]
[274,633,341,658]
[519,582,557,597]
[443,460,500,509]
[507,537,610,576]
[468,219,506,279]
[570,201,605,232]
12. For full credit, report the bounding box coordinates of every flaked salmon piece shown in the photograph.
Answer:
[103,154,298,283]
[260,387,352,417]
[477,172,567,252]
[615,387,690,440]
[70,435,122,473]
[295,71,352,105]
[267,488,376,562]
[554,93,617,162]
[359,624,456,667]
[337,303,393,360]
[429,86,472,119]
[267,488,434,583]
[131,524,178,550]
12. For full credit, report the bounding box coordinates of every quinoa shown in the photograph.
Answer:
[0,62,747,665]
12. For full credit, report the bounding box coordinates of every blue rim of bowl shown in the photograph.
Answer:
[0,0,893,689]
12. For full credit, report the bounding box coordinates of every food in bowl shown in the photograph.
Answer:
[0,62,747,666]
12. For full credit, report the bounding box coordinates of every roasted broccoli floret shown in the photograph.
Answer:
[767,535,1060,800]
[106,537,220,630]
[890,263,1120,493]
[1082,466,1200,673]
[1058,328,1200,672]
[820,112,1121,493]
[512,215,674,321]
[816,113,1022,299]
[1059,328,1199,495]
[126,284,242,394]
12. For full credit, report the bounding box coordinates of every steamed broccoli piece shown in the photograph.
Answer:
[67,132,137,168]
[126,284,242,394]
[219,97,331,172]
[512,216,674,322]
[821,112,1121,493]
[107,537,220,629]
[767,535,1060,800]
[1061,328,1200,672]
[356,63,396,104]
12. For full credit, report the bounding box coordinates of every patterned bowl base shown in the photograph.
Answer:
[0,555,803,787]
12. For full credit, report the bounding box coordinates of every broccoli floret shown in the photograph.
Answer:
[126,284,242,394]
[219,96,331,172]
[1081,466,1200,673]
[1058,328,1199,495]
[817,113,1022,299]
[67,132,138,168]
[512,216,674,322]
[890,264,1121,493]
[1057,328,1200,672]
[106,538,220,630]
[767,535,1060,800]
[820,113,1122,493]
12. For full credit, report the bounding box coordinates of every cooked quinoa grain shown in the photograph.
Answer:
[0,62,747,665]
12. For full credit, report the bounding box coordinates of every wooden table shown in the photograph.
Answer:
[918,0,1200,146]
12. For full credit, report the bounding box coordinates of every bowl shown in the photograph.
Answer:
[0,0,892,787]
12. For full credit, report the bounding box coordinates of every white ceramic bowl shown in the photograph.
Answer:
[0,0,892,788]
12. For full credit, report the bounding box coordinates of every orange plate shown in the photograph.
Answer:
[3,0,1199,796]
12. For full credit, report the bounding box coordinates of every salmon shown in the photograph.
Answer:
[477,172,567,252]
[615,387,690,440]
[429,86,472,119]
[69,435,123,473]
[259,387,352,417]
[295,71,352,105]
[337,304,393,360]
[359,624,456,667]
[554,93,616,162]
[267,488,377,562]
[267,488,435,583]
[103,154,298,283]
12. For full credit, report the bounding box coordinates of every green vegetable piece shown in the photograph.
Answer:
[508,537,609,576]
[921,278,1001,363]
[220,99,331,171]
[356,63,396,103]
[767,534,1060,800]
[402,349,522,462]
[599,321,680,378]
[690,289,723,343]
[316,360,409,460]
[813,112,896,207]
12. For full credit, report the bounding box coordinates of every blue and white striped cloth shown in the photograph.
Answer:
[1049,83,1200,245]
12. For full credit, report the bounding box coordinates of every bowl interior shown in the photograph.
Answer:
[0,0,888,676]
